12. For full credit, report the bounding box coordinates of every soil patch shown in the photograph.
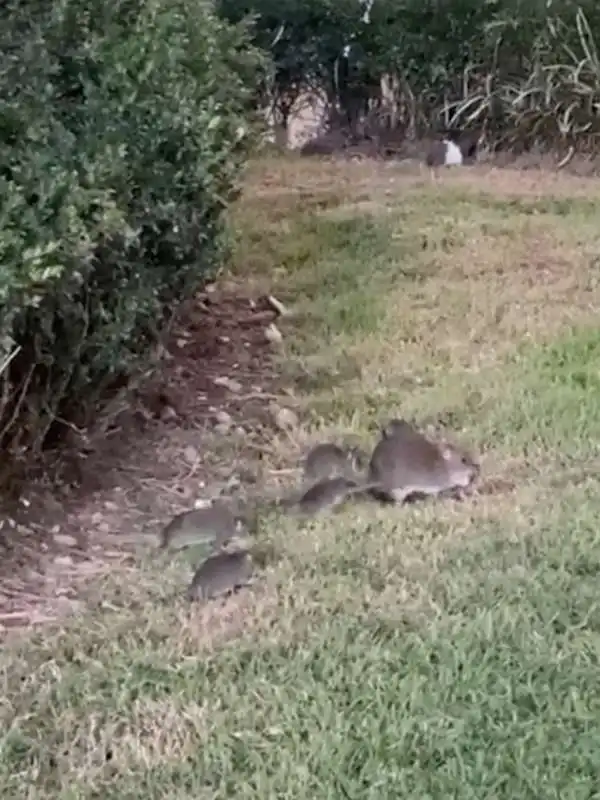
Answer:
[0,284,293,631]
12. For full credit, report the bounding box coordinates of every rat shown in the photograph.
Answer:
[365,418,479,503]
[159,503,246,551]
[291,423,478,513]
[290,475,373,517]
[187,550,254,602]
[303,443,368,484]
[251,421,477,519]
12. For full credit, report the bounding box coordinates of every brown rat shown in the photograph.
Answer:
[289,475,373,517]
[290,425,478,513]
[161,483,309,549]
[187,550,254,601]
[303,442,368,484]
[159,503,247,551]
[217,476,368,525]
[366,418,479,503]
[240,421,477,520]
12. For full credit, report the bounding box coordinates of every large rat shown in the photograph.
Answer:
[187,550,254,602]
[303,442,368,484]
[165,421,477,551]
[366,417,479,503]
[294,419,478,509]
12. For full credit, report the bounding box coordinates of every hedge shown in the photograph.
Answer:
[0,0,265,461]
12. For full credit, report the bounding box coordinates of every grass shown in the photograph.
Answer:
[3,156,600,797]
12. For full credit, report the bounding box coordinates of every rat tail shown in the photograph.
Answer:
[345,481,382,498]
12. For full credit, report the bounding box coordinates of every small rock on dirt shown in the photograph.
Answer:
[193,498,212,510]
[227,378,243,392]
[215,410,233,425]
[53,533,79,548]
[160,405,178,422]
[265,295,291,317]
[183,445,199,465]
[213,376,243,393]
[54,555,74,567]
[265,323,283,345]
[272,405,299,431]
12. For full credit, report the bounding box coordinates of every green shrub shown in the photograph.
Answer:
[0,0,265,459]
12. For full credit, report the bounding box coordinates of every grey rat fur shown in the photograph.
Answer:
[291,476,373,517]
[159,486,300,551]
[303,442,368,484]
[187,550,253,601]
[227,474,371,523]
[159,504,246,551]
[165,422,478,554]
[292,429,478,512]
[366,419,479,503]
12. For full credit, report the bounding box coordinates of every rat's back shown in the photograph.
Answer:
[295,476,360,517]
[187,551,253,601]
[369,424,477,501]
[303,442,366,483]
[160,504,241,550]
[369,432,443,495]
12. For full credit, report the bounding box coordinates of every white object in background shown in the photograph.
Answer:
[359,0,374,23]
[443,139,463,166]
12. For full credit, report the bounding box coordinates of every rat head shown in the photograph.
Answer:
[439,443,480,488]
[381,418,413,439]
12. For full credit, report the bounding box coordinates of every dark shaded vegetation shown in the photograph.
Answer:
[0,0,264,472]
[218,0,600,149]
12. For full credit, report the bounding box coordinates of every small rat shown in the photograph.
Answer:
[303,443,368,484]
[187,550,254,602]
[291,476,372,517]
[159,504,246,551]
[366,420,479,503]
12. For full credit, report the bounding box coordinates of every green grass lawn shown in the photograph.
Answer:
[2,157,600,798]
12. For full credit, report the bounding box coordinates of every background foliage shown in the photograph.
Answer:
[217,0,600,145]
[0,0,265,464]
